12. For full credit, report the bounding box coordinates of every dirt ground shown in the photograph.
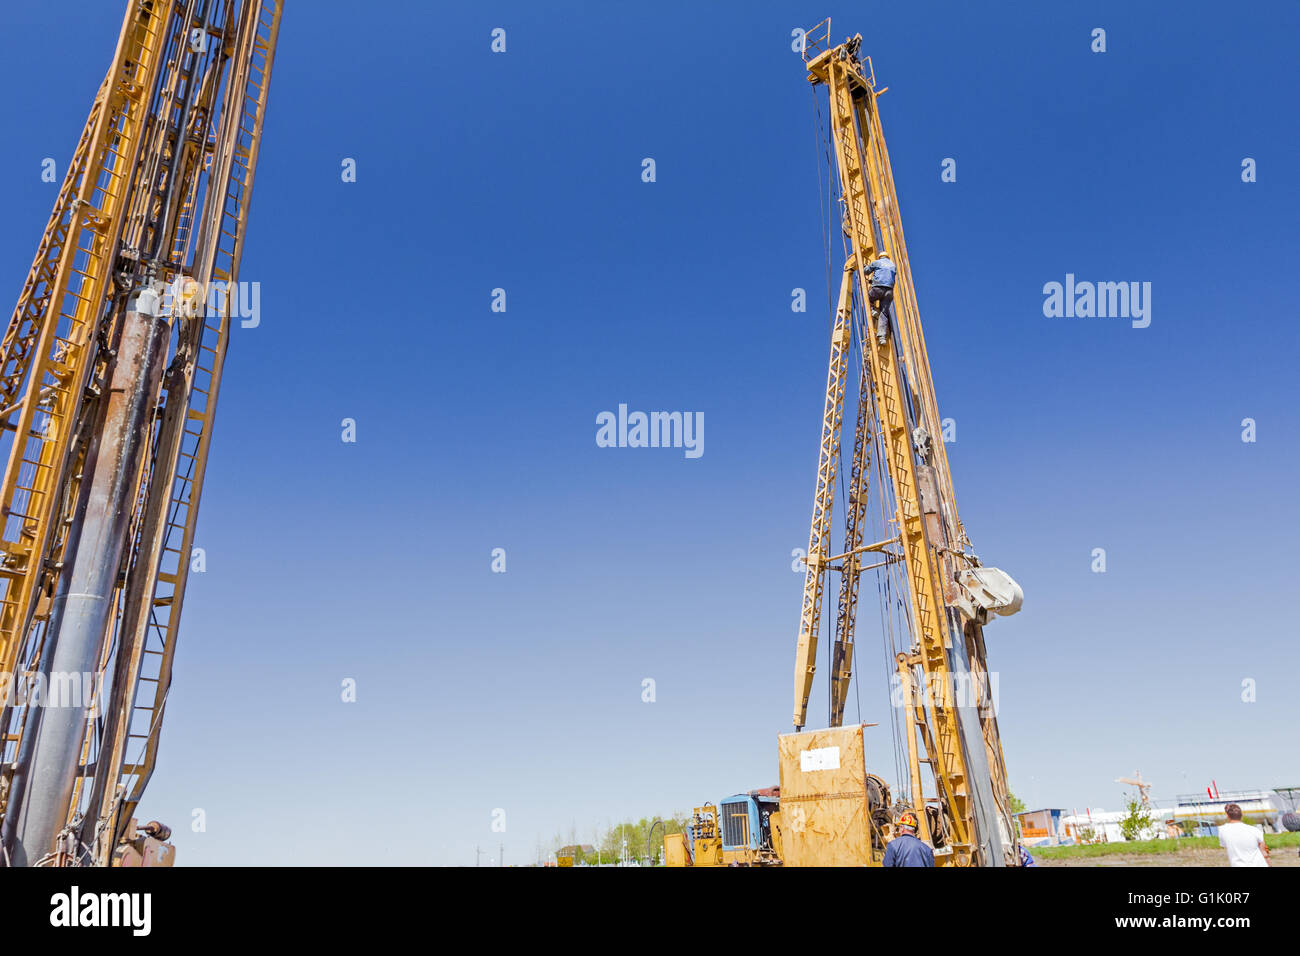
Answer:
[1035,846,1300,867]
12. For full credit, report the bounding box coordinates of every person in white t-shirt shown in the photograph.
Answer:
[1218,803,1270,867]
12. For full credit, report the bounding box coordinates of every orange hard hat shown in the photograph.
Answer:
[896,811,919,831]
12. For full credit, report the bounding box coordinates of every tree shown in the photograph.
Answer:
[1006,790,1027,838]
[1119,794,1154,842]
[553,810,696,865]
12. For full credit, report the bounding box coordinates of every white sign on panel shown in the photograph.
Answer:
[800,746,841,772]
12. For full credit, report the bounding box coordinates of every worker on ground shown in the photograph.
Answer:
[1218,803,1270,867]
[865,250,895,344]
[883,811,934,867]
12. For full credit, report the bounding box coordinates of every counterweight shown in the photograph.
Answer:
[0,0,282,866]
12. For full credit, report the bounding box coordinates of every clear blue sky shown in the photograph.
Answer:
[1,1,1296,865]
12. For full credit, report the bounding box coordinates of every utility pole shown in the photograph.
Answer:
[475,845,483,867]
[499,842,504,867]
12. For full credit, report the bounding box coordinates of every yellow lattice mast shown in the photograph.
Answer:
[791,21,1023,866]
[0,0,282,867]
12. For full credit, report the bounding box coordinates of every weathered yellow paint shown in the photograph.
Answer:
[0,0,285,866]
[663,833,690,868]
[787,19,1021,867]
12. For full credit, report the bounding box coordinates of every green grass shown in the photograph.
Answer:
[1029,832,1300,860]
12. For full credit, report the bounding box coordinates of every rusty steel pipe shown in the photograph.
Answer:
[2,287,169,867]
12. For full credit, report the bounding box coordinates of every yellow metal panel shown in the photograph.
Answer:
[664,833,689,867]
[694,837,722,866]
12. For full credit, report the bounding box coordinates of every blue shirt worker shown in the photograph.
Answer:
[865,251,896,344]
[882,810,935,867]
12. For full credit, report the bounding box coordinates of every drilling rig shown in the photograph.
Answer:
[0,0,282,867]
[783,21,1023,867]
[668,21,1024,869]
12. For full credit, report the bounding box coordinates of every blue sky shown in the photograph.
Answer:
[1,0,1296,864]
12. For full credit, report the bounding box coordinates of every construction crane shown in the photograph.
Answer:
[786,21,1023,867]
[0,0,282,867]
[1116,771,1154,808]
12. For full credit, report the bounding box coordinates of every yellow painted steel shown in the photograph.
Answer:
[0,0,283,866]
[792,264,855,730]
[790,21,1017,866]
[663,832,689,867]
[663,807,724,867]
[687,806,722,866]
[828,338,873,728]
[96,0,285,861]
[0,0,168,715]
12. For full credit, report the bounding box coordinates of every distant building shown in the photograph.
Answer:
[1015,808,1067,846]
[1060,808,1164,844]
[1170,790,1286,835]
[1057,788,1289,843]
[1269,787,1299,813]
[555,844,596,867]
